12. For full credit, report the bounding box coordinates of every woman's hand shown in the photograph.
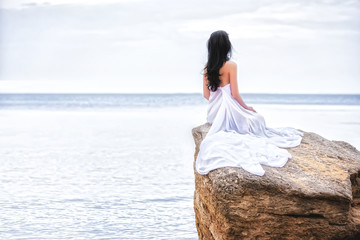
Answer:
[247,106,257,113]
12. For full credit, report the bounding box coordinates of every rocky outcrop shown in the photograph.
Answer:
[192,123,360,240]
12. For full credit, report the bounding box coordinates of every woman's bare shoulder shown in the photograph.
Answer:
[221,61,237,74]
[224,60,237,68]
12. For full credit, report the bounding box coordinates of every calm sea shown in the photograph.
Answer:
[0,93,359,240]
[1,93,359,110]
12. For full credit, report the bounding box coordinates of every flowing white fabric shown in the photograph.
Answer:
[196,84,303,176]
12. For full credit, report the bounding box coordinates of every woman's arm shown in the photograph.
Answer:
[203,73,210,100]
[229,62,256,112]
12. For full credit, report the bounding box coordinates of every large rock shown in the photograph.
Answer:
[192,123,360,240]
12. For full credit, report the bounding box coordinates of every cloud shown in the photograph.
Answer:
[0,0,359,93]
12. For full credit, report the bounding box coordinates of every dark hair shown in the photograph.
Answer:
[204,30,232,92]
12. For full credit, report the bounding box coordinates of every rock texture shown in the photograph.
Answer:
[192,123,360,240]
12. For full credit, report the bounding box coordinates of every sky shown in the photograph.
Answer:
[0,0,359,93]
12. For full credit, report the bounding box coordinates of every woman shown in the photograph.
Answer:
[196,30,303,176]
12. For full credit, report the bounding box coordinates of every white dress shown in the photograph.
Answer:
[196,83,303,176]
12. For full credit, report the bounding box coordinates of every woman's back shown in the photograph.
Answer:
[204,60,256,112]
[217,61,232,88]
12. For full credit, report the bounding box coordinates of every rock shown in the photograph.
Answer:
[192,123,360,240]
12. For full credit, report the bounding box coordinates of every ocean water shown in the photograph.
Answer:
[0,93,360,240]
[1,93,359,110]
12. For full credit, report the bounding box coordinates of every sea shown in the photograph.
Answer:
[0,93,359,240]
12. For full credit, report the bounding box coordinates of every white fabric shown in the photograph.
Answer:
[196,84,303,176]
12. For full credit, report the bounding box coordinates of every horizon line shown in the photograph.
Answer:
[1,92,360,95]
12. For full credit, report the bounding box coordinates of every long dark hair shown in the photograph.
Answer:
[204,30,232,92]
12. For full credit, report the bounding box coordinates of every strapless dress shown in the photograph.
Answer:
[196,84,303,176]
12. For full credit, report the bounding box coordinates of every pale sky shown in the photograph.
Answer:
[0,0,359,93]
